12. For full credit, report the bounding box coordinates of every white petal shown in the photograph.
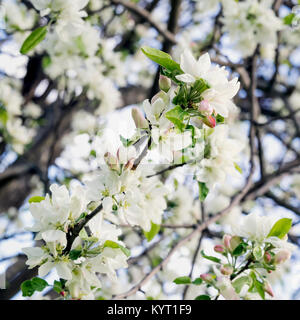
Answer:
[175,73,196,83]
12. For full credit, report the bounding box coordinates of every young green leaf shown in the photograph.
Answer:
[21,277,49,297]
[232,276,250,294]
[195,295,211,300]
[141,46,182,73]
[31,277,49,291]
[198,182,209,202]
[120,135,134,147]
[283,13,295,25]
[192,278,203,285]
[28,196,45,203]
[232,242,248,256]
[173,276,191,285]
[53,280,64,294]
[234,162,243,174]
[267,218,292,239]
[200,250,221,263]
[143,222,160,242]
[103,240,131,257]
[69,249,82,261]
[20,26,48,55]
[165,105,188,131]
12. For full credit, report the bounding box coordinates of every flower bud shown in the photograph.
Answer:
[131,108,149,129]
[220,265,233,276]
[151,90,169,105]
[104,152,119,171]
[60,291,66,297]
[229,236,242,252]
[264,251,272,264]
[263,281,274,297]
[198,100,213,116]
[275,249,291,264]
[200,273,214,282]
[159,75,171,92]
[124,158,135,170]
[202,115,216,128]
[214,244,225,253]
[223,234,232,250]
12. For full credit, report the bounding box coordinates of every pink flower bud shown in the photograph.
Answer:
[200,273,214,282]
[264,251,272,264]
[223,235,232,250]
[263,281,274,297]
[275,249,291,264]
[131,108,149,129]
[202,115,216,128]
[214,245,225,253]
[198,100,213,116]
[220,265,233,276]
[159,75,171,92]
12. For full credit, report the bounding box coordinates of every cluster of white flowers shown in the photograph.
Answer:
[221,0,284,57]
[23,183,129,299]
[196,124,244,189]
[2,0,36,32]
[21,0,125,114]
[0,79,37,153]
[84,145,169,232]
[193,212,296,300]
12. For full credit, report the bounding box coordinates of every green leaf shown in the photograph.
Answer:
[0,107,8,125]
[21,280,35,297]
[165,105,188,131]
[232,276,249,294]
[198,182,209,202]
[267,218,292,239]
[249,272,265,300]
[232,242,248,256]
[21,277,49,297]
[69,249,82,260]
[143,222,160,242]
[195,295,211,300]
[28,196,45,203]
[173,276,191,285]
[141,46,182,73]
[200,250,221,263]
[53,280,63,294]
[216,114,225,124]
[234,162,243,174]
[103,240,131,257]
[20,26,48,55]
[90,149,96,157]
[192,278,203,285]
[31,277,49,291]
[189,79,210,103]
[283,13,295,25]
[120,135,134,147]
[42,55,51,69]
